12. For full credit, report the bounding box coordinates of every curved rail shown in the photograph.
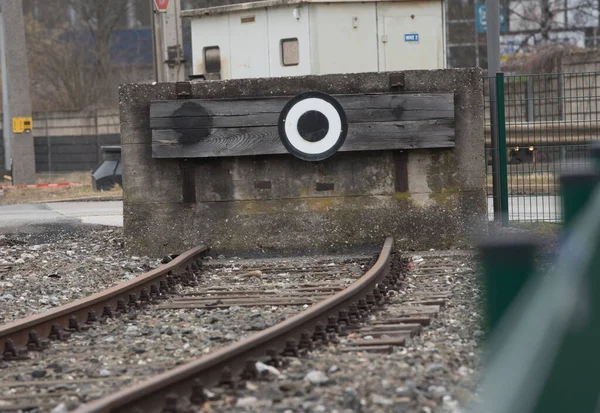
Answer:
[0,245,209,359]
[75,237,395,413]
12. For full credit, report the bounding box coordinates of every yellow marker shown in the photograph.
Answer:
[12,117,32,133]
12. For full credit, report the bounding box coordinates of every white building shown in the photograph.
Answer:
[181,0,446,80]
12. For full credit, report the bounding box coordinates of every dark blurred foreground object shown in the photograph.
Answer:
[92,146,122,191]
[472,145,600,413]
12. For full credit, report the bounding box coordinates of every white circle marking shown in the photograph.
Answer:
[283,98,342,155]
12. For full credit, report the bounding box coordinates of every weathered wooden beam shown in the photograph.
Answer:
[151,92,455,159]
[153,119,454,158]
[150,93,454,119]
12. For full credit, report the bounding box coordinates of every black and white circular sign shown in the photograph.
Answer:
[278,91,348,161]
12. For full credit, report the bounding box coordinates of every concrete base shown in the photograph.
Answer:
[125,192,485,257]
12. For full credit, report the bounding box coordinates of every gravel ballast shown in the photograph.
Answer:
[0,223,485,413]
[202,251,483,413]
[0,226,159,324]
[0,226,373,412]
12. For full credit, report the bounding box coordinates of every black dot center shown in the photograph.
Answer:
[297,111,329,142]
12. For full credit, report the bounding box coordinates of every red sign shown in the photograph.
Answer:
[153,0,170,12]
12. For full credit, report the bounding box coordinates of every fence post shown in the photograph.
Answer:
[45,115,51,175]
[496,73,509,226]
[526,76,534,123]
[95,109,100,169]
[557,73,564,121]
[489,80,502,223]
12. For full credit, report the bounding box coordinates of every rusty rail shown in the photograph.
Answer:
[74,237,395,413]
[0,245,209,360]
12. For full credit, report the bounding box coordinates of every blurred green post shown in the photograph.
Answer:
[533,170,600,413]
[479,238,537,333]
[590,142,600,170]
[560,172,599,228]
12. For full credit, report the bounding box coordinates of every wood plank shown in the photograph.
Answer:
[390,305,440,317]
[0,377,128,388]
[404,299,447,307]
[159,299,316,309]
[348,337,407,346]
[152,119,455,158]
[359,323,423,334]
[169,293,332,303]
[149,93,454,120]
[372,316,431,326]
[340,345,393,353]
[150,106,452,129]
[150,113,279,129]
[358,330,420,338]
[150,92,455,159]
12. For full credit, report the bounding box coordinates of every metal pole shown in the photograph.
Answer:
[475,32,480,67]
[0,0,35,184]
[150,0,159,81]
[486,0,502,222]
[0,7,10,173]
[46,116,51,175]
[151,0,184,82]
[526,76,534,122]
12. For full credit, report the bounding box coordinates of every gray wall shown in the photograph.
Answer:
[120,69,488,257]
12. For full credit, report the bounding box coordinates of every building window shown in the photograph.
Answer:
[281,38,299,66]
[204,46,221,74]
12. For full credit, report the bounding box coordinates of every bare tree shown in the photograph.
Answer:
[67,0,131,100]
[24,0,139,111]
[25,14,92,110]
[508,0,597,49]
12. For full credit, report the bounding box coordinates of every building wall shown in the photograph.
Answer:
[376,1,445,71]
[189,1,445,79]
[268,5,311,77]
[191,5,311,78]
[310,3,379,74]
[120,69,487,257]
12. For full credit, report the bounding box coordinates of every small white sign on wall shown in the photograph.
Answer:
[404,33,419,42]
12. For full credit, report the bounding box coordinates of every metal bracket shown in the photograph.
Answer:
[389,74,405,90]
[165,45,186,67]
[175,82,192,99]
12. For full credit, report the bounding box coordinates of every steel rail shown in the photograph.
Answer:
[0,245,209,359]
[74,237,395,413]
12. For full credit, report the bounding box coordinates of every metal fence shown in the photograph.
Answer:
[0,109,120,174]
[485,71,600,222]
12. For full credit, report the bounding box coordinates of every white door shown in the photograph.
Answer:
[229,9,270,78]
[381,14,442,70]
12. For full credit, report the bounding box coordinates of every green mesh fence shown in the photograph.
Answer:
[484,72,600,222]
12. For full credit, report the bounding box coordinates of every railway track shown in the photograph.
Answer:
[0,238,475,413]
